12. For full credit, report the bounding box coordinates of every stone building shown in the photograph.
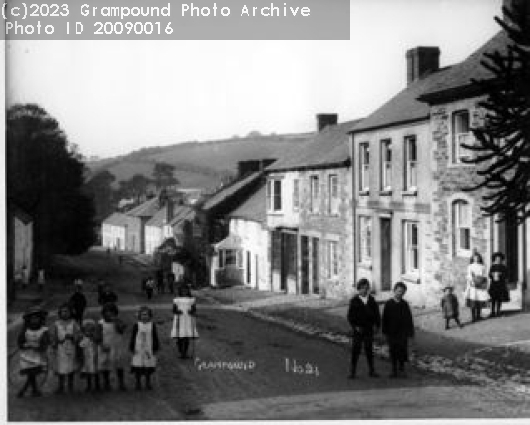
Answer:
[349,47,450,307]
[418,29,528,309]
[266,114,360,298]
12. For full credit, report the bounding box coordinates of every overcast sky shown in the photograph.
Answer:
[7,0,503,159]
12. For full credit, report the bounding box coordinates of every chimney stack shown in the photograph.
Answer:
[406,46,440,86]
[316,113,338,132]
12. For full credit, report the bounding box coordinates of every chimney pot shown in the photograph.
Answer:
[316,113,338,132]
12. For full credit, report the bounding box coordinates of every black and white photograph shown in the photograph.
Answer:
[5,0,530,420]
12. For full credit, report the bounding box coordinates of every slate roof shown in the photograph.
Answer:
[146,206,168,228]
[168,205,195,227]
[351,66,454,133]
[419,31,509,103]
[202,172,262,211]
[266,119,362,172]
[227,185,266,223]
[103,212,129,227]
[126,197,160,218]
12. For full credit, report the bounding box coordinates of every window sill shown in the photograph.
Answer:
[267,211,284,216]
[447,162,475,169]
[379,190,392,196]
[402,189,418,196]
[401,273,420,284]
[359,190,370,196]
[358,262,372,271]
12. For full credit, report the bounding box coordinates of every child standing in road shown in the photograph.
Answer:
[17,307,50,397]
[382,282,414,378]
[441,285,463,330]
[79,319,99,392]
[96,303,127,390]
[171,284,198,359]
[130,306,159,390]
[145,277,155,300]
[51,304,81,393]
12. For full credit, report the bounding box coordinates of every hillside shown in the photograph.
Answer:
[87,132,312,190]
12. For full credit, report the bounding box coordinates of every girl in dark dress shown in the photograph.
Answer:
[488,252,510,317]
[382,282,414,378]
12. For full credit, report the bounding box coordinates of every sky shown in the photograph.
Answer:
[6,0,503,159]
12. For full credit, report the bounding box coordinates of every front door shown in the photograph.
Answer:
[497,217,519,282]
[380,218,392,291]
[301,236,310,294]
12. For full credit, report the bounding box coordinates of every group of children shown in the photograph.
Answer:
[16,302,160,397]
[347,280,414,379]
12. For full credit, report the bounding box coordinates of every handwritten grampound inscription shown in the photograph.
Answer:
[285,357,319,377]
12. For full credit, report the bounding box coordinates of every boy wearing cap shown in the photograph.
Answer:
[347,278,381,379]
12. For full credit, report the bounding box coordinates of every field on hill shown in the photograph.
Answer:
[87,133,311,190]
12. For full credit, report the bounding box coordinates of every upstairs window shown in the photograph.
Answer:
[452,199,471,257]
[359,143,370,192]
[293,179,300,211]
[381,140,392,191]
[267,179,282,212]
[452,110,472,163]
[404,136,417,191]
[310,176,320,213]
[328,174,339,215]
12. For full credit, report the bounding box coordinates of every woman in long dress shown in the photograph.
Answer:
[465,251,490,322]
[171,285,198,359]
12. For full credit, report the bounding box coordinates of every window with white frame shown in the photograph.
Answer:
[328,174,339,215]
[310,176,319,213]
[359,216,372,263]
[452,110,472,163]
[404,136,417,191]
[219,249,243,268]
[381,140,392,191]
[267,179,282,212]
[403,221,419,274]
[452,200,472,256]
[359,143,370,192]
[327,240,339,278]
[293,179,300,211]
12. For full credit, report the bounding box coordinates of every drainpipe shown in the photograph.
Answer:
[350,133,357,290]
[523,216,528,310]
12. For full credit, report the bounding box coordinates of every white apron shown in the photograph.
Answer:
[20,327,48,371]
[131,322,157,368]
[79,337,98,374]
[54,320,77,374]
[97,319,127,371]
[171,297,198,338]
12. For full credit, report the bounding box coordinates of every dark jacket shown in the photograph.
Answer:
[129,322,160,353]
[347,295,381,336]
[69,292,87,316]
[98,291,118,306]
[382,298,414,338]
[441,293,459,319]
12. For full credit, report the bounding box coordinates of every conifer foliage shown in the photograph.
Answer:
[462,1,530,224]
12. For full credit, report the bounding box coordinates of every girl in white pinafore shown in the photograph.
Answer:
[464,251,490,322]
[51,304,81,393]
[97,303,127,390]
[130,306,159,390]
[171,285,198,359]
[79,319,99,391]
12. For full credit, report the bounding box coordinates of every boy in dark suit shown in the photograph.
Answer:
[347,278,381,378]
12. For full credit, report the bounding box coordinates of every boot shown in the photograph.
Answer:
[145,373,153,390]
[117,369,126,391]
[30,375,42,397]
[94,374,101,391]
[103,371,111,390]
[55,375,65,394]
[85,375,92,392]
[67,373,74,392]
[135,373,142,391]
[17,379,31,398]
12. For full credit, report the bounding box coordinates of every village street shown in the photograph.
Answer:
[7,250,530,420]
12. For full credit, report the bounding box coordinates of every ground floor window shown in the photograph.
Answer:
[327,240,339,279]
[403,221,419,274]
[218,249,243,268]
[359,216,372,263]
